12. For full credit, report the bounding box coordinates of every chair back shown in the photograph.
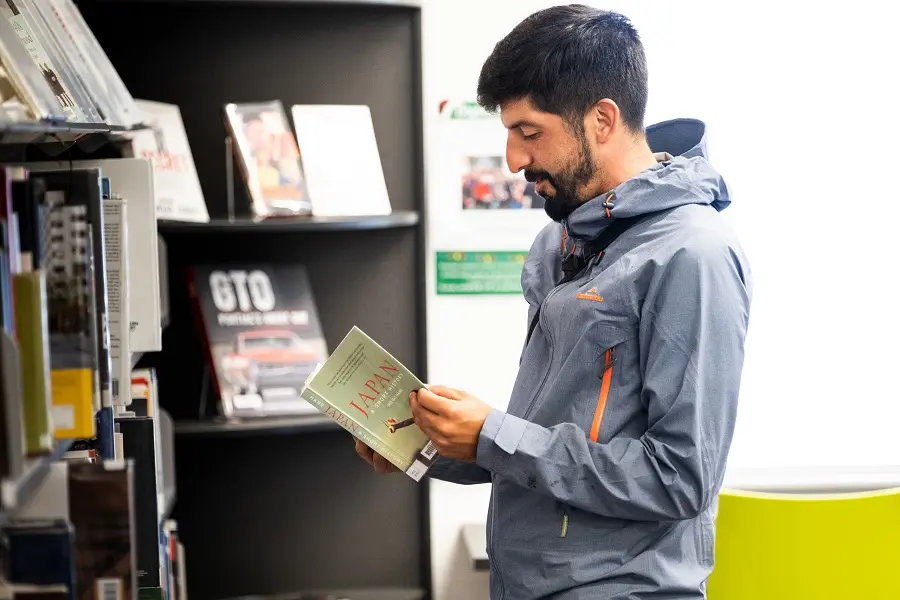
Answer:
[707,486,900,599]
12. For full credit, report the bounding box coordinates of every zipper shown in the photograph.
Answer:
[521,250,604,420]
[520,280,567,419]
[589,347,615,442]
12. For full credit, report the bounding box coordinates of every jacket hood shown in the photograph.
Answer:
[564,118,731,240]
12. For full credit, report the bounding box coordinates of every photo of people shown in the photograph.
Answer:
[225,101,313,217]
[461,155,545,210]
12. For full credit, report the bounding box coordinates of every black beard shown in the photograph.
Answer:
[524,135,596,222]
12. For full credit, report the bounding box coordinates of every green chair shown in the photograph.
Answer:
[707,485,900,599]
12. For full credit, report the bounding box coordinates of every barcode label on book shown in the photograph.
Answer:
[421,440,437,460]
[112,378,120,399]
[96,578,122,600]
[406,460,429,482]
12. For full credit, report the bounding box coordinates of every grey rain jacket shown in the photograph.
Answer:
[427,118,752,599]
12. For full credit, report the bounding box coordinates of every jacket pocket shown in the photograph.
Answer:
[588,344,617,443]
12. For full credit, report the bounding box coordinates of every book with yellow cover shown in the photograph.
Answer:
[12,254,54,455]
[300,326,437,481]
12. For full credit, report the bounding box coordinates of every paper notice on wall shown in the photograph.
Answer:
[435,251,527,295]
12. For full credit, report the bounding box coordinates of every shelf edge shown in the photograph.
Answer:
[174,414,340,436]
[1,439,74,517]
[158,210,420,234]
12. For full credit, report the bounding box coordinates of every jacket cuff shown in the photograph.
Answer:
[476,409,529,472]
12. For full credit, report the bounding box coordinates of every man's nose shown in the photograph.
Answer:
[506,138,531,174]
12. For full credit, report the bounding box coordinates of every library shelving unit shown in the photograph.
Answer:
[0,123,131,482]
[76,1,430,600]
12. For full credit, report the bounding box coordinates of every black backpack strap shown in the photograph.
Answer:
[524,213,654,347]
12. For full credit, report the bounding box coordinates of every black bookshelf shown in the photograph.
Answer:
[0,122,144,161]
[173,415,340,437]
[119,0,421,5]
[157,211,419,234]
[78,1,430,599]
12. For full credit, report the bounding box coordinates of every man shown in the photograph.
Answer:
[355,5,751,599]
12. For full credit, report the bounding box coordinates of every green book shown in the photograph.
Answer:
[301,326,437,481]
[13,256,54,456]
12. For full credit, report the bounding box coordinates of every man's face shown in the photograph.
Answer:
[500,97,599,222]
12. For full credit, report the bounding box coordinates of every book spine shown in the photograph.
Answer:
[102,197,129,407]
[12,265,54,456]
[0,328,27,478]
[300,385,410,471]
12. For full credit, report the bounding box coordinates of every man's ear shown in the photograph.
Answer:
[587,98,620,145]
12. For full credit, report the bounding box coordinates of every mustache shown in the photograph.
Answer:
[524,170,551,184]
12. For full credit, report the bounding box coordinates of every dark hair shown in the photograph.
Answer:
[476,5,648,133]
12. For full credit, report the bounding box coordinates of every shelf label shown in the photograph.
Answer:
[435,251,527,295]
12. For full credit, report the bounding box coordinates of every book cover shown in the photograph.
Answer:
[114,417,162,593]
[0,0,90,122]
[188,263,327,418]
[34,173,100,439]
[67,459,137,600]
[223,100,312,219]
[5,519,76,599]
[12,255,54,456]
[300,326,437,481]
[101,194,130,406]
[130,99,209,223]
[288,104,391,218]
[35,169,111,412]
[28,158,162,354]
[0,13,67,122]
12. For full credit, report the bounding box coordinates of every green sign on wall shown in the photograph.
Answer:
[435,251,527,295]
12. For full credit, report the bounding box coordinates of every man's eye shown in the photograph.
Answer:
[523,132,540,140]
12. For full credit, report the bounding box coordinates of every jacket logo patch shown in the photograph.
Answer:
[576,287,604,303]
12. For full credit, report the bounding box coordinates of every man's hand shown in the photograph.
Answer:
[410,385,493,462]
[353,437,399,474]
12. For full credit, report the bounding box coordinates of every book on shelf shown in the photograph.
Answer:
[101,187,130,407]
[0,9,66,124]
[187,262,328,419]
[128,368,168,520]
[33,168,113,417]
[0,157,163,463]
[300,326,437,482]
[288,104,392,218]
[114,416,162,597]
[28,158,162,355]
[125,99,209,224]
[11,251,53,456]
[67,459,138,600]
[0,0,143,127]
[223,100,313,219]
[0,0,93,123]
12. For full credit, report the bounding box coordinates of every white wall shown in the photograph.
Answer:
[420,2,899,599]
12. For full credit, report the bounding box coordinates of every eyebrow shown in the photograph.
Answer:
[506,119,540,130]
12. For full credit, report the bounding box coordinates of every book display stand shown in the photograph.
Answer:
[76,1,430,599]
[224,135,236,222]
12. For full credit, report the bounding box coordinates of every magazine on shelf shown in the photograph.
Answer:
[129,99,209,223]
[188,262,328,418]
[223,100,312,219]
